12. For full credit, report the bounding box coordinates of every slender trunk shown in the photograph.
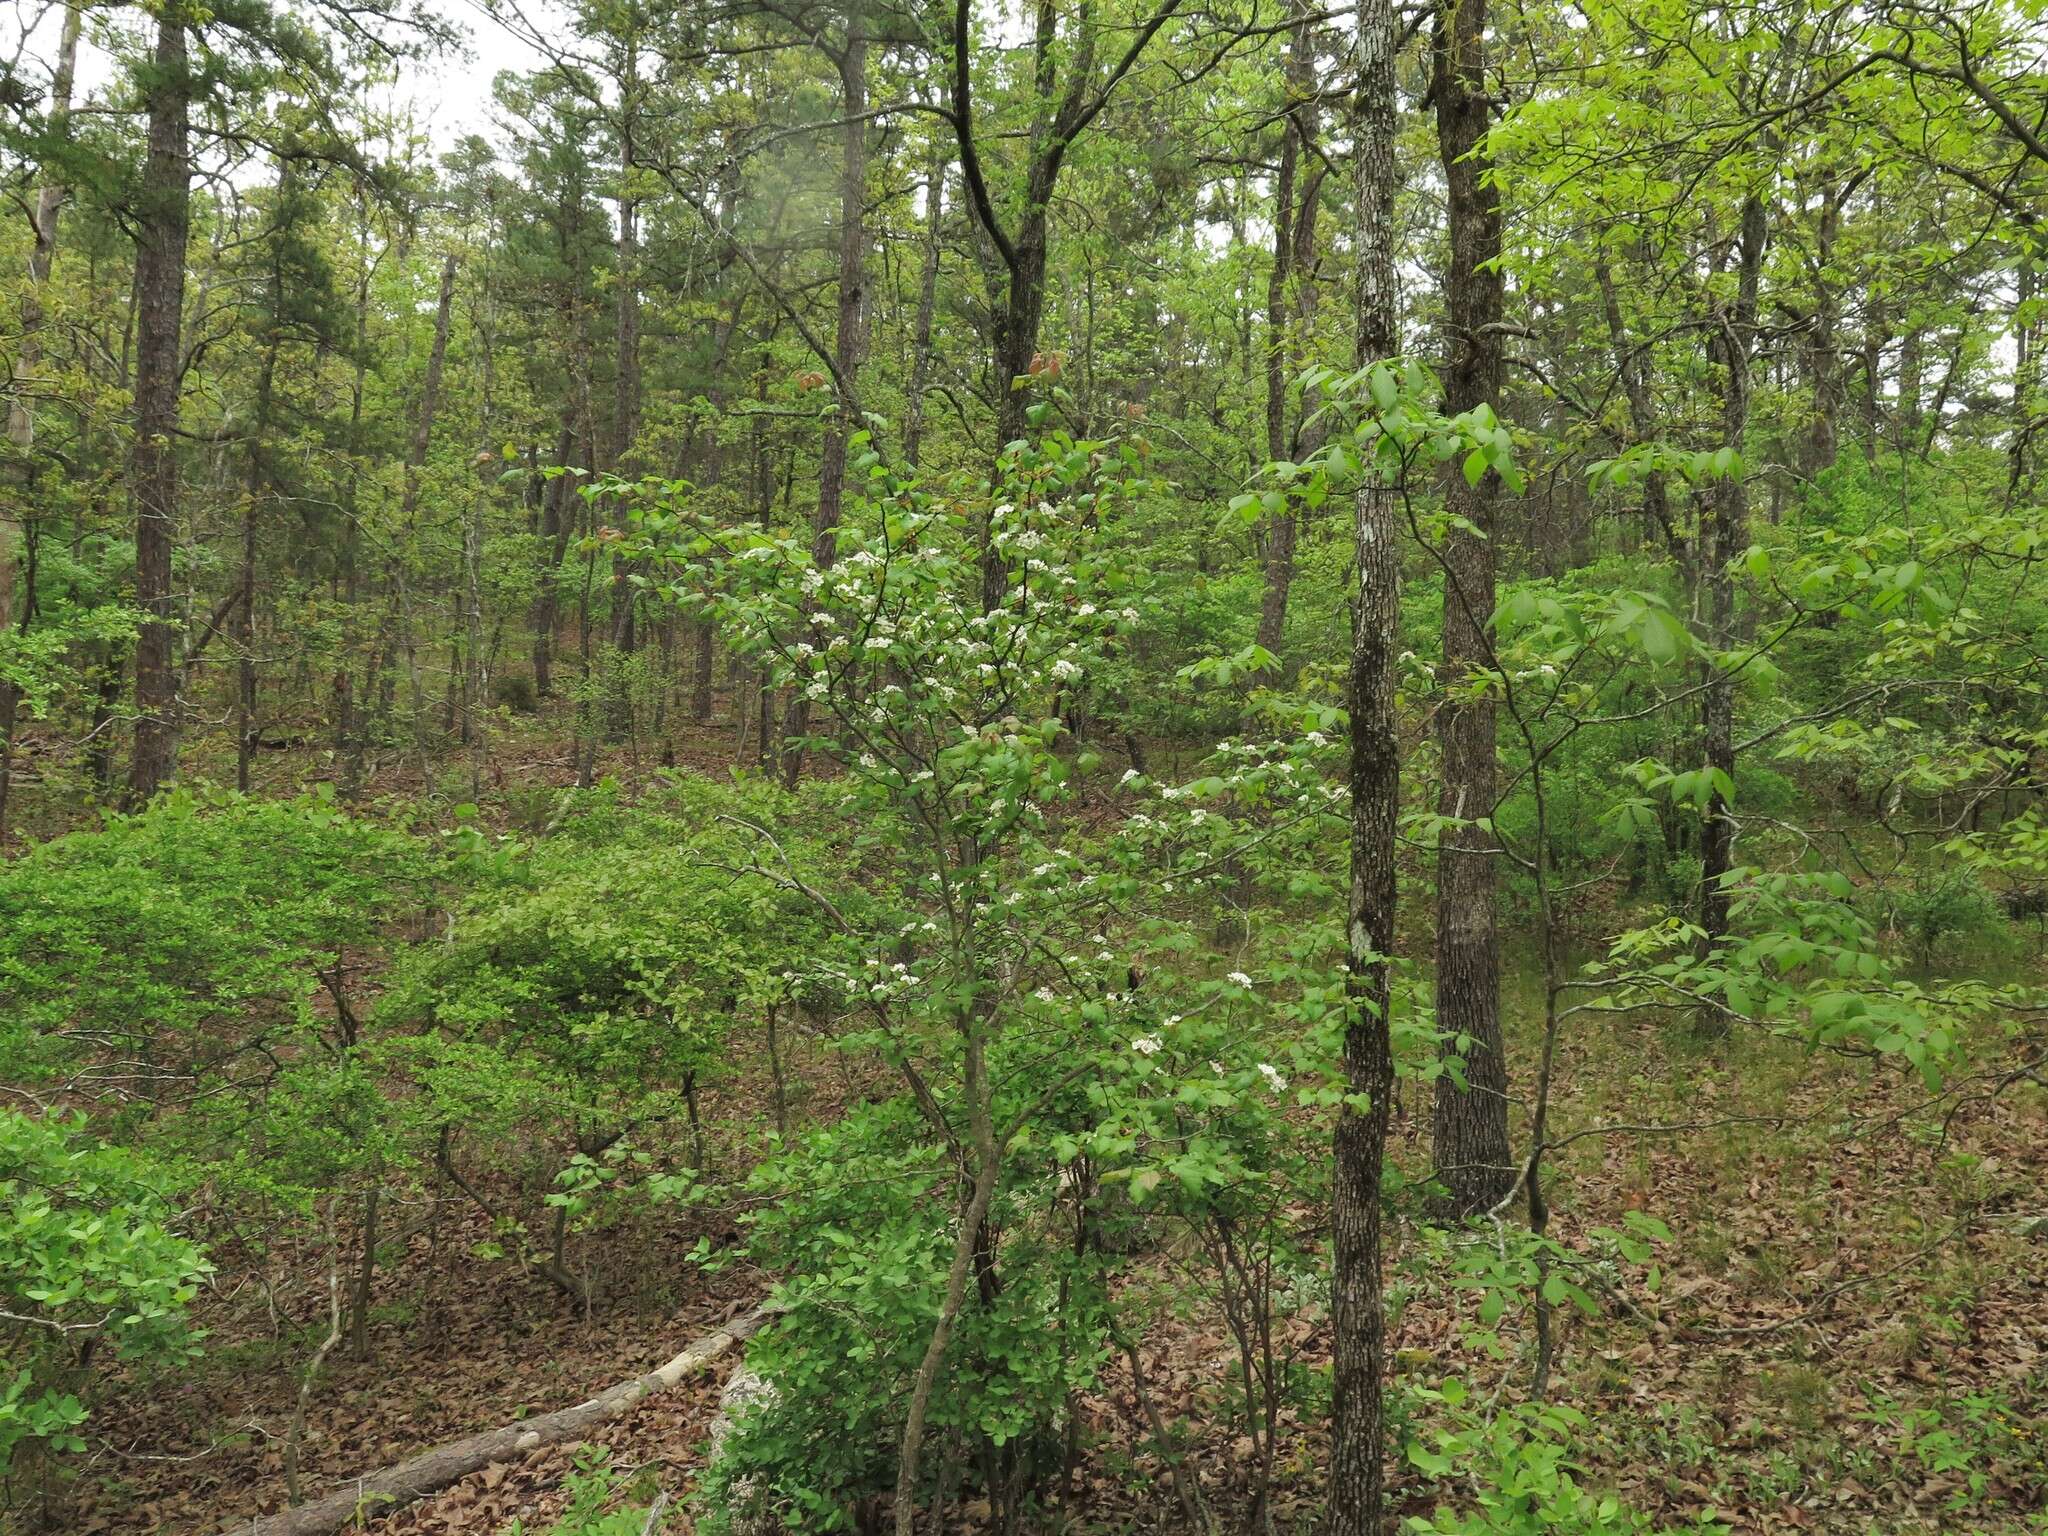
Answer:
[533,418,574,697]
[393,253,457,767]
[237,235,285,795]
[1801,187,1842,479]
[1429,0,1512,1218]
[2013,257,2039,495]
[904,139,946,470]
[604,44,646,734]
[336,193,372,800]
[1,2,82,841]
[1695,195,1766,1029]
[1327,0,1400,1527]
[1595,255,1672,556]
[126,13,192,807]
[349,1186,379,1362]
[781,16,868,784]
[765,1003,788,1136]
[980,239,1050,610]
[1256,1,1317,661]
[895,1012,998,1536]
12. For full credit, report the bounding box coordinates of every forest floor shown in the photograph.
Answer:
[35,705,2048,1536]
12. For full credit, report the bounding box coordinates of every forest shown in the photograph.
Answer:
[0,0,2045,1529]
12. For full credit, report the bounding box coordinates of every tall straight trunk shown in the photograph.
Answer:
[1800,186,1843,480]
[1695,195,1766,1025]
[605,37,645,700]
[1897,321,1924,449]
[903,138,947,470]
[1255,0,1318,659]
[336,190,372,799]
[237,218,286,795]
[533,416,575,697]
[1,0,82,840]
[395,253,457,759]
[1595,253,1672,556]
[780,14,868,785]
[1327,0,1400,1528]
[2013,257,2039,494]
[1429,0,1512,1218]
[980,238,1051,611]
[126,12,192,807]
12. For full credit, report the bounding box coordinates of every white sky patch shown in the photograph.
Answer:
[2,0,550,153]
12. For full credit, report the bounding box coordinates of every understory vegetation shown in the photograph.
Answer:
[2,0,2047,1533]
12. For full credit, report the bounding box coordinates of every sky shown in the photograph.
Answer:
[4,0,553,155]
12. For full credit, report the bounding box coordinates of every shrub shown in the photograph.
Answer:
[0,1111,208,1481]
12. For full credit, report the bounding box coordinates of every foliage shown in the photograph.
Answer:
[0,1110,208,1479]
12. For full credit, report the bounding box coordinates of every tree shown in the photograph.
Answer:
[1428,0,1512,1215]
[1327,0,1402,1524]
[0,1,83,841]
[125,9,194,806]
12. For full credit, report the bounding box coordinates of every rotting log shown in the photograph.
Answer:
[223,1304,768,1536]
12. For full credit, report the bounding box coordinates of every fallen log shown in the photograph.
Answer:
[224,1303,769,1536]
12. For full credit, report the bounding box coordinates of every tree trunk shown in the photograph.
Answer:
[1800,186,1842,480]
[1695,194,1766,1029]
[1327,0,1400,1527]
[0,0,81,842]
[236,223,286,796]
[533,418,575,698]
[1429,0,1512,1218]
[1255,0,1318,661]
[904,138,947,471]
[780,14,868,785]
[126,12,193,807]
[603,39,646,736]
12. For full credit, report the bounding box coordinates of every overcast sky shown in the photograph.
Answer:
[4,0,553,155]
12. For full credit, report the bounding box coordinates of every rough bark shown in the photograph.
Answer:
[904,138,947,470]
[1800,185,1843,479]
[780,14,868,784]
[0,0,81,839]
[1429,0,1513,1218]
[236,208,287,795]
[533,417,575,698]
[393,252,457,761]
[126,12,192,807]
[227,1306,766,1536]
[1256,0,1320,660]
[605,35,646,726]
[1327,0,1400,1526]
[1695,194,1767,1026]
[1595,253,1673,556]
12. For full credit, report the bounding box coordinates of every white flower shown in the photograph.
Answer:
[1210,1060,1225,1076]
[865,636,892,651]
[1228,971,1254,988]
[1034,986,1056,1002]
[1119,768,1141,786]
[1131,1035,1162,1056]
[1258,1063,1288,1094]
[1051,657,1083,682]
[1305,731,1328,747]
